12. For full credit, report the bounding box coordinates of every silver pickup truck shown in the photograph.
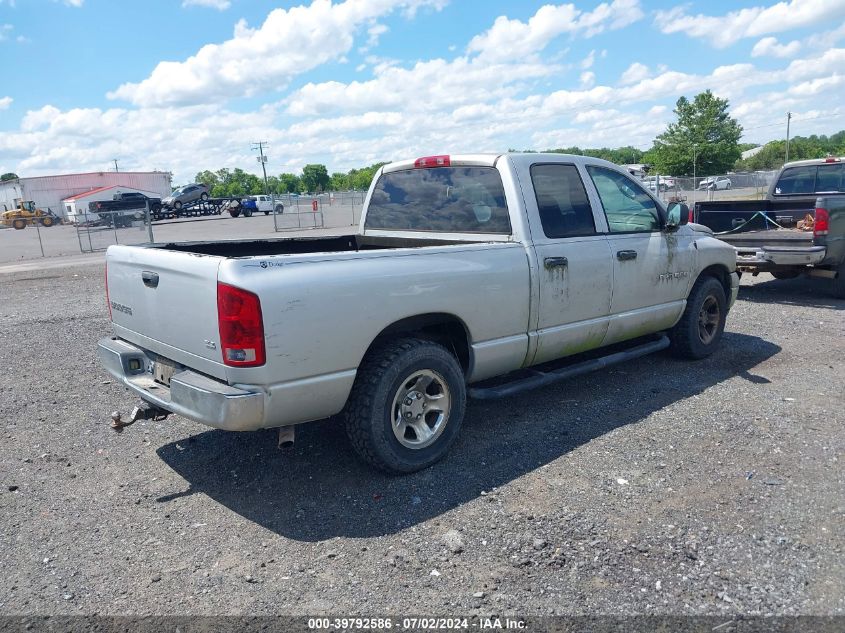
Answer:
[99,153,739,472]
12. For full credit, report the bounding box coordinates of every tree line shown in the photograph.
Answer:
[193,162,387,198]
[191,90,845,194]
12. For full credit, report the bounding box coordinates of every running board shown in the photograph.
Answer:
[468,335,670,400]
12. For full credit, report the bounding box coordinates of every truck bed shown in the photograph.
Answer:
[154,234,493,257]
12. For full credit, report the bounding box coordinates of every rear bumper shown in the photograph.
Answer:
[98,337,264,431]
[734,245,826,269]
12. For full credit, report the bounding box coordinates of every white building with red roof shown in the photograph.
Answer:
[0,171,171,222]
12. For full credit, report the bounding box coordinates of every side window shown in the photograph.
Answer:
[530,163,596,238]
[775,166,816,195]
[815,164,844,193]
[586,166,661,233]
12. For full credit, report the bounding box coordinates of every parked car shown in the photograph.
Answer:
[698,176,732,191]
[693,156,845,296]
[162,183,210,210]
[643,176,675,192]
[99,153,738,473]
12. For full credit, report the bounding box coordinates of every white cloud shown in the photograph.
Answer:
[108,0,448,107]
[751,36,801,58]
[360,22,388,52]
[0,96,12,110]
[656,0,845,48]
[182,0,231,10]
[580,49,596,69]
[620,62,649,85]
[53,0,83,6]
[579,71,595,88]
[467,0,643,62]
[0,24,12,41]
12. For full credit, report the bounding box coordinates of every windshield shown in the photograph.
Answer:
[365,166,511,233]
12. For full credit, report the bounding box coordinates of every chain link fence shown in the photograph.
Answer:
[75,206,154,253]
[271,191,366,232]
[644,170,778,205]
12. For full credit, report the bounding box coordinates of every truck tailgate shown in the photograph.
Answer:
[106,245,227,380]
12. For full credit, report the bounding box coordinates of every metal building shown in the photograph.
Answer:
[0,171,172,222]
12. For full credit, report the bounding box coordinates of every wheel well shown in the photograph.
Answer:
[696,264,732,299]
[367,314,471,374]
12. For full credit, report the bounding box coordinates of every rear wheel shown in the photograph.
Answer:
[669,276,727,359]
[228,207,241,218]
[344,338,466,473]
[173,201,182,210]
[12,218,26,230]
[275,204,284,214]
[40,216,55,227]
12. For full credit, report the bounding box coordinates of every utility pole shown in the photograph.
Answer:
[785,111,792,163]
[251,141,277,231]
[691,143,697,207]
[113,159,119,173]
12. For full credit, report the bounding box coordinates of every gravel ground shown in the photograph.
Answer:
[0,264,842,619]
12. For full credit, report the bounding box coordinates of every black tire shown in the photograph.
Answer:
[229,208,241,218]
[771,270,800,280]
[669,276,727,360]
[831,261,845,299]
[344,338,466,473]
[12,218,26,230]
[174,201,182,210]
[40,216,55,227]
[243,208,253,217]
[264,211,270,216]
[275,204,284,214]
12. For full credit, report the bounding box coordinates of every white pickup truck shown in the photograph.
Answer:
[99,153,739,472]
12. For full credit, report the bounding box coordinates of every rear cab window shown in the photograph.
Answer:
[365,166,511,234]
[775,163,845,195]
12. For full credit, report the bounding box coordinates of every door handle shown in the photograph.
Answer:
[141,271,159,288]
[616,250,637,261]
[544,257,568,269]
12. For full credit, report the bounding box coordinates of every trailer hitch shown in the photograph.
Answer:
[110,402,170,431]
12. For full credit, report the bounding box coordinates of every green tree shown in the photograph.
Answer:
[329,172,349,191]
[649,90,743,176]
[195,170,219,190]
[301,164,330,192]
[279,173,301,193]
[0,172,18,181]
[734,131,845,170]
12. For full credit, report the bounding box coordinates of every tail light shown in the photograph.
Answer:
[105,262,112,320]
[814,207,829,237]
[217,282,265,367]
[414,155,450,169]
[688,207,695,223]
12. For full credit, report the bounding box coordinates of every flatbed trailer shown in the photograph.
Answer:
[153,198,240,221]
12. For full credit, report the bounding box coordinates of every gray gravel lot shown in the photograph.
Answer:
[0,264,842,618]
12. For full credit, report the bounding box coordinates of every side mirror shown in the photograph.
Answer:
[666,202,690,229]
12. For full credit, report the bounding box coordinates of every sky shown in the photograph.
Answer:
[1,0,844,183]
